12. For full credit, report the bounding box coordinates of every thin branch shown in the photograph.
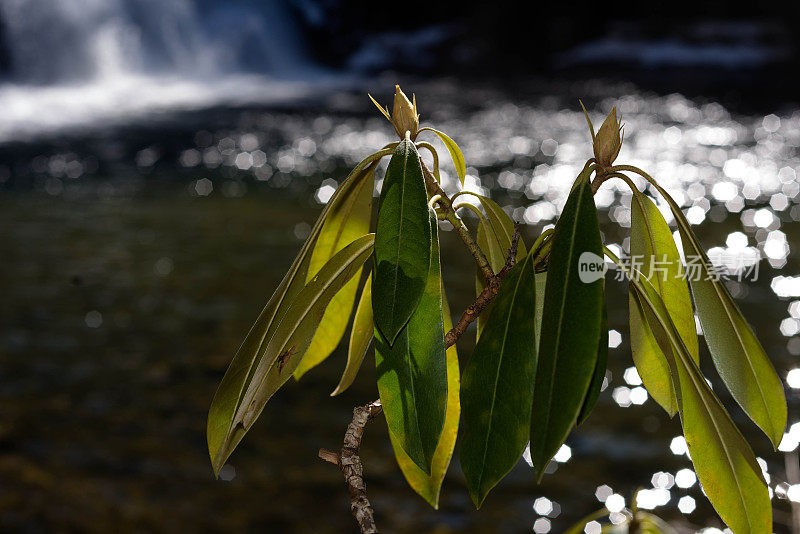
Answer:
[418,159,495,281]
[319,400,384,534]
[445,224,520,347]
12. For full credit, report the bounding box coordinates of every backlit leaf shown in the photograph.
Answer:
[387,284,460,508]
[373,139,431,345]
[207,163,376,475]
[629,269,771,533]
[377,210,447,472]
[476,195,527,258]
[211,234,374,474]
[628,192,697,416]
[294,170,374,379]
[331,274,372,396]
[460,251,538,507]
[653,182,786,446]
[421,127,466,185]
[530,174,604,481]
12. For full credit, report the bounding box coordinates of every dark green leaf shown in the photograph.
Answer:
[373,139,431,345]
[210,234,374,474]
[207,163,376,475]
[628,191,697,416]
[387,283,460,508]
[577,301,607,425]
[331,274,372,396]
[294,170,374,379]
[654,183,786,446]
[377,210,447,472]
[460,251,538,507]
[530,175,604,481]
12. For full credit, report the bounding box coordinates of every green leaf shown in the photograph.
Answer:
[628,269,771,534]
[628,192,698,416]
[530,175,604,481]
[421,127,466,185]
[577,300,608,425]
[534,272,546,342]
[474,200,527,337]
[331,274,372,396]
[654,183,786,446]
[387,283,460,508]
[210,234,374,474]
[294,170,375,379]
[207,163,376,475]
[475,219,507,337]
[376,210,447,472]
[373,139,431,345]
[460,251,538,507]
[476,195,527,258]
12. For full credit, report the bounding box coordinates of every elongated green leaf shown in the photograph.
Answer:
[388,284,460,508]
[377,210,447,472]
[474,201,528,337]
[207,163,376,475]
[475,220,507,337]
[331,274,372,396]
[577,301,608,425]
[476,195,527,258]
[373,139,431,345]
[629,269,771,534]
[294,170,375,379]
[652,182,786,446]
[460,251,538,507]
[422,127,466,185]
[530,174,604,481]
[534,272,546,342]
[628,192,697,417]
[213,235,374,474]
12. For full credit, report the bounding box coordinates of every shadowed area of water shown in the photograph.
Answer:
[2,79,800,533]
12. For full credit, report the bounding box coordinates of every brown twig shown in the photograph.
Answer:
[445,223,520,347]
[319,399,384,534]
[419,159,495,281]
[321,161,523,534]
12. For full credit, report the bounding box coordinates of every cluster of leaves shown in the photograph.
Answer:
[206,87,786,533]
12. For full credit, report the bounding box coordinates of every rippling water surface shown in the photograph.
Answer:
[3,79,800,533]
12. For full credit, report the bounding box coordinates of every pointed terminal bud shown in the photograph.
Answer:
[391,85,419,140]
[593,107,623,168]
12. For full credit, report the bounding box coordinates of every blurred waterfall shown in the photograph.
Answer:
[0,0,324,140]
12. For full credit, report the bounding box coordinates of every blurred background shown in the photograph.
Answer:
[3,1,800,532]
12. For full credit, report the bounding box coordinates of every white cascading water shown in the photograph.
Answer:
[0,0,324,141]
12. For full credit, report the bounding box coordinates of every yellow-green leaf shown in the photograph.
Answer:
[207,162,376,475]
[331,274,372,396]
[294,169,374,379]
[625,260,771,533]
[628,191,697,416]
[421,127,466,185]
[212,235,374,474]
[649,180,786,446]
[387,283,460,508]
